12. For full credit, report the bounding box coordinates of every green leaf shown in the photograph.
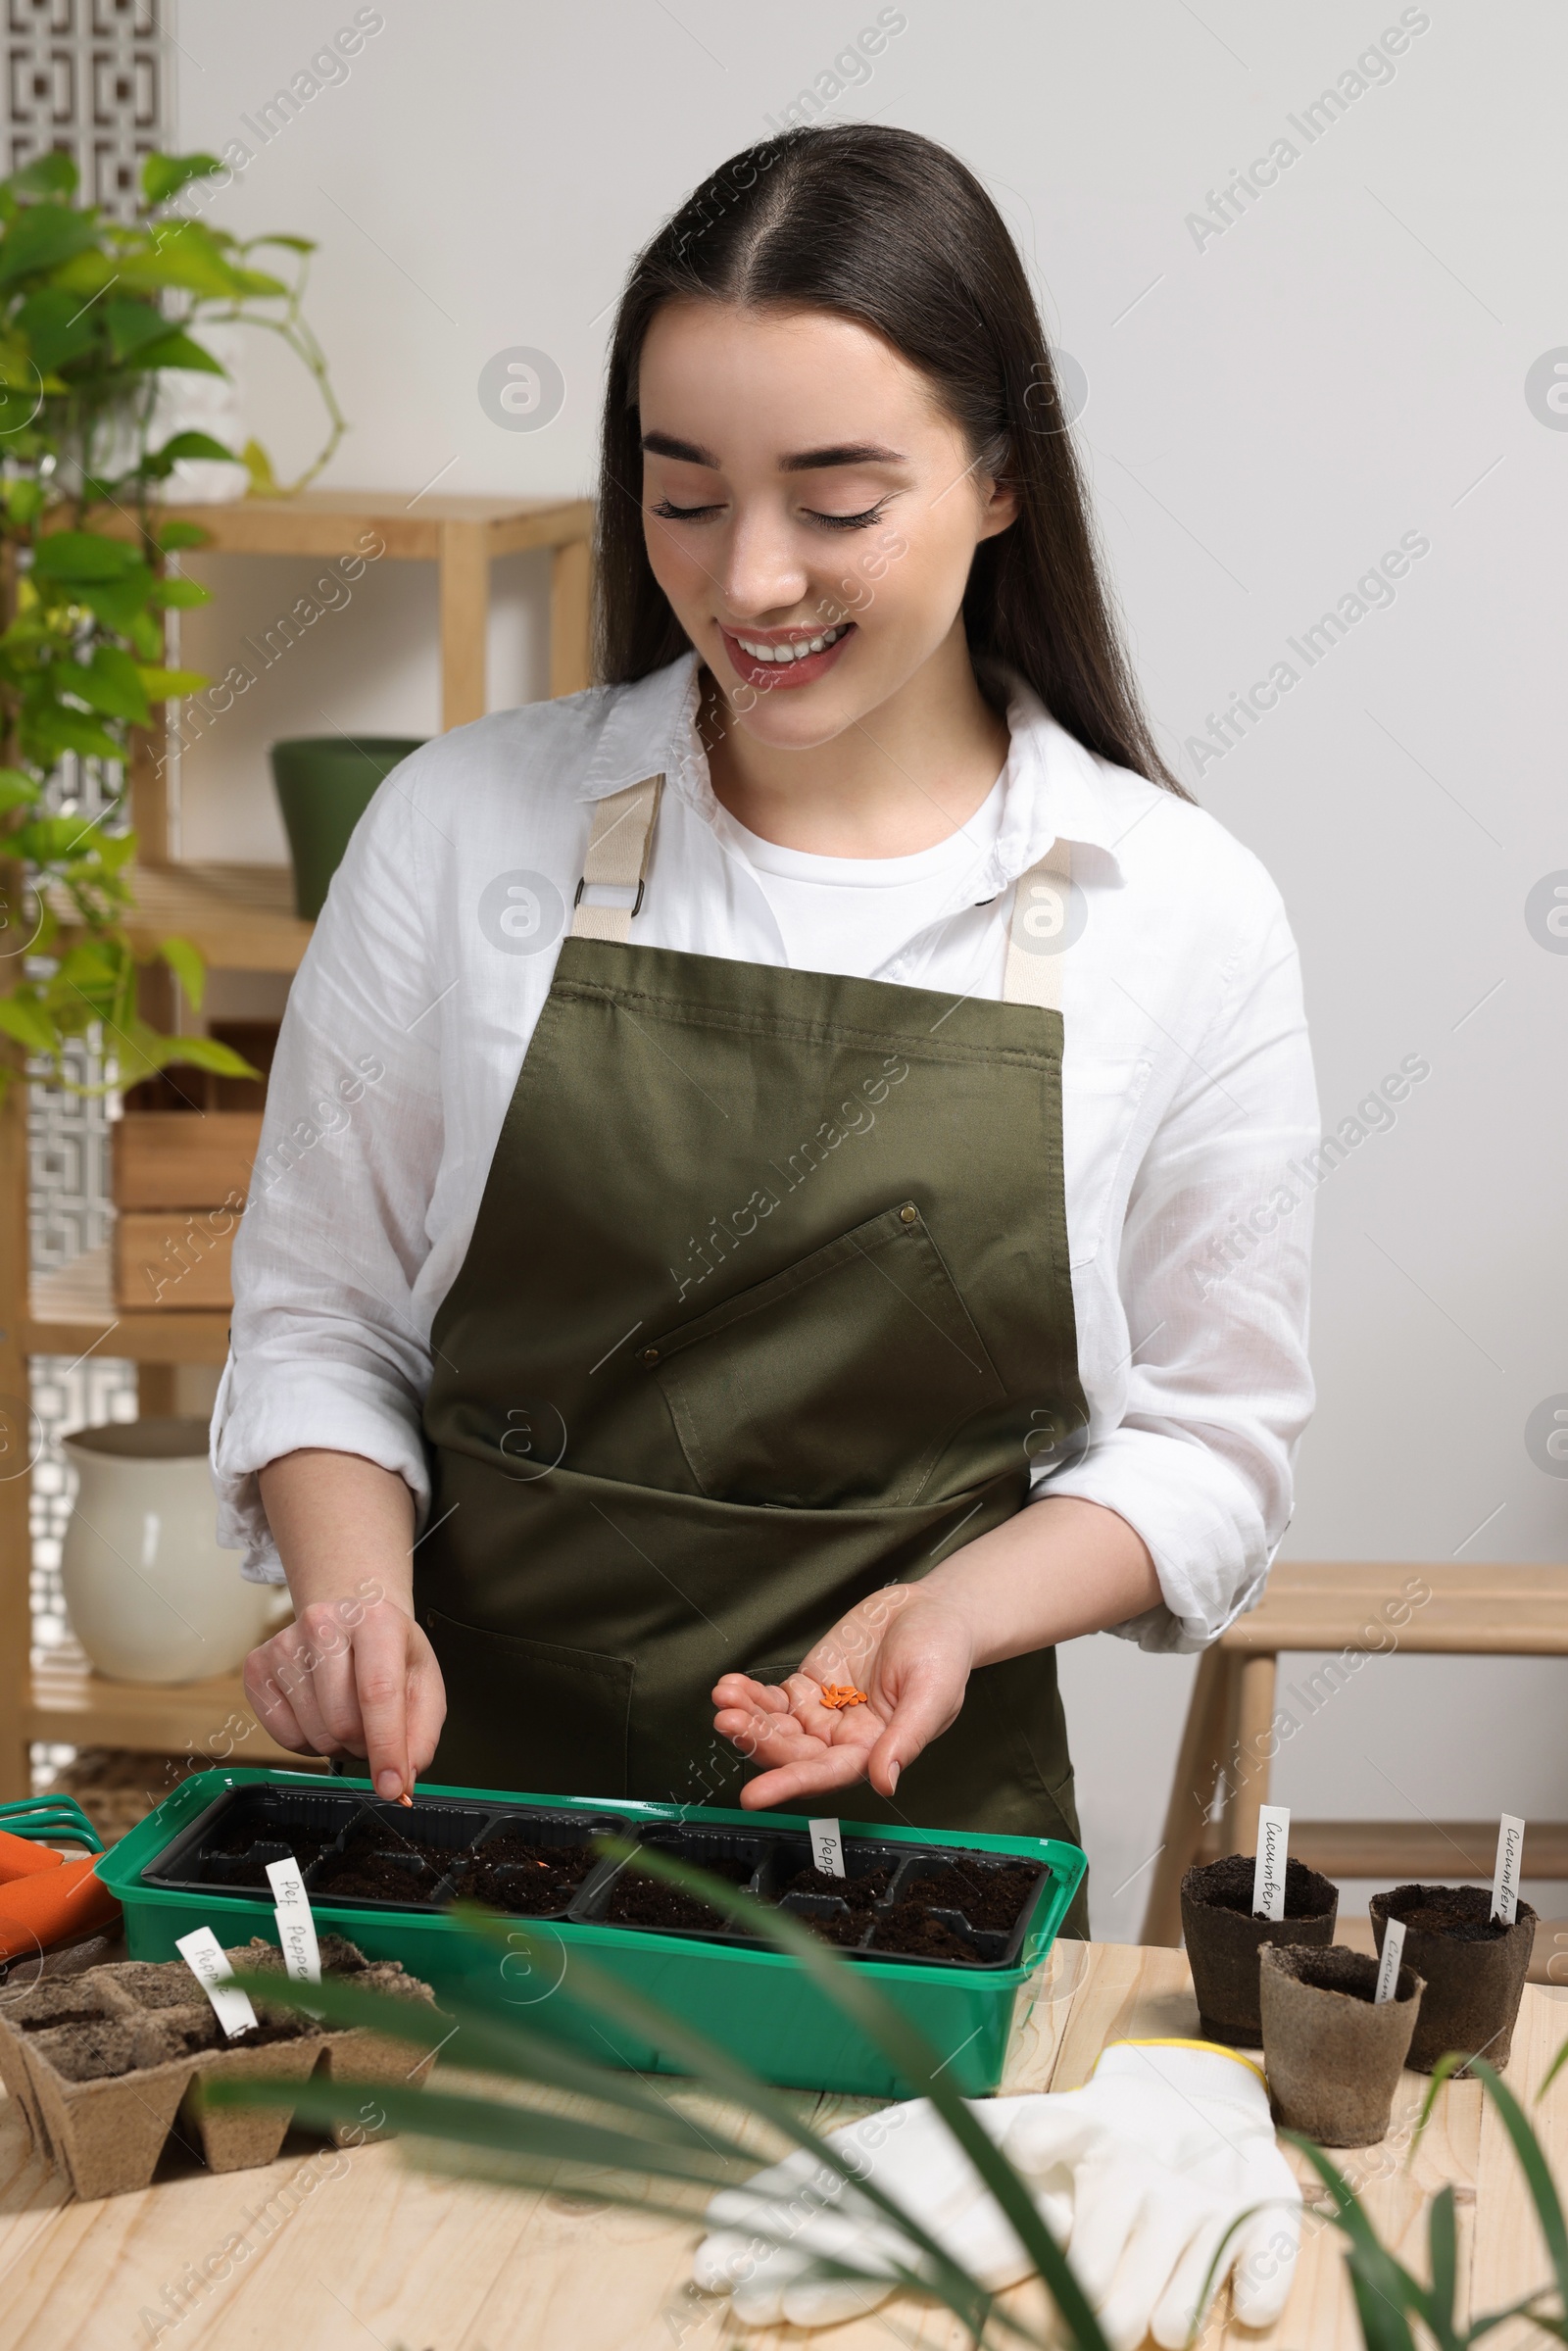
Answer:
[2,477,45,526]
[31,529,144,584]
[151,429,235,465]
[94,828,137,877]
[157,935,205,1009]
[226,265,290,300]
[102,296,176,364]
[151,1032,261,1080]
[21,707,124,764]
[69,570,158,634]
[4,152,79,203]
[120,327,226,376]
[1424,2189,1462,2351]
[46,248,117,300]
[122,611,164,661]
[1468,2059,1568,2319]
[245,232,317,256]
[14,284,99,373]
[136,665,207,702]
[60,645,151,725]
[0,992,58,1054]
[116,220,248,300]
[153,520,210,552]
[0,202,99,287]
[136,428,237,482]
[1540,2033,1568,2104]
[141,152,223,208]
[14,810,116,865]
[51,934,123,1002]
[147,575,210,610]
[242,438,278,497]
[0,769,40,811]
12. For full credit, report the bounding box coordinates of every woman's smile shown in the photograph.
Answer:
[718,619,856,691]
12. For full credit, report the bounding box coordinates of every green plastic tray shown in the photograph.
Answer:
[97,1768,1086,2097]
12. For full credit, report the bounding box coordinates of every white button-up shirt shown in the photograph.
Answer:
[214,653,1318,1652]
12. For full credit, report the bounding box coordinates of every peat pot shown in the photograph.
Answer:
[61,1419,287,1683]
[1370,1884,1537,2075]
[1259,1943,1425,2145]
[1181,1852,1340,2046]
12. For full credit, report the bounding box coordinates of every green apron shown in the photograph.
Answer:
[416,769,1091,1895]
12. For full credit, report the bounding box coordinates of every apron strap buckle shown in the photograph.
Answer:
[571,773,663,944]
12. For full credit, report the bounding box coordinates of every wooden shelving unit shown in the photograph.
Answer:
[49,862,312,972]
[0,488,596,1799]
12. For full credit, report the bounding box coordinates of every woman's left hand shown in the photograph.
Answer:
[711,1585,973,1810]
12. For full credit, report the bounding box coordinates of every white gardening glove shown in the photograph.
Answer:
[692,2039,1299,2341]
[1005,2040,1301,2348]
[693,2094,1074,2328]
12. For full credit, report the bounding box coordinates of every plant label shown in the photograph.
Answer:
[1374,1916,1406,2004]
[175,1925,258,2038]
[267,1854,321,1984]
[1492,1813,1525,1926]
[1252,1805,1291,1922]
[808,1819,846,1879]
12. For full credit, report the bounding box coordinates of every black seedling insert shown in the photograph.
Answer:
[137,1788,1051,1969]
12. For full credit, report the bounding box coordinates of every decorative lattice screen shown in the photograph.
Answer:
[6,0,167,220]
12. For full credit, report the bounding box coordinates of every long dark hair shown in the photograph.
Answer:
[596,124,1187,798]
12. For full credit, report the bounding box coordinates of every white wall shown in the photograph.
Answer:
[175,0,1568,1938]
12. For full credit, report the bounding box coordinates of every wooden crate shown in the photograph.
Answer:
[113,1110,262,1211]
[109,1022,274,1310]
[114,1210,238,1310]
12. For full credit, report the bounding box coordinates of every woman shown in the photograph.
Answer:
[222,126,1315,1893]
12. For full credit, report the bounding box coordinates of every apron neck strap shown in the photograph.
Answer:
[572,778,1073,1003]
[571,773,664,942]
[1002,837,1072,1011]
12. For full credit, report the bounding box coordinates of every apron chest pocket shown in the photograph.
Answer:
[642,1201,1005,1510]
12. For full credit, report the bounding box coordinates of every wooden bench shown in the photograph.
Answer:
[1140,1561,1568,1948]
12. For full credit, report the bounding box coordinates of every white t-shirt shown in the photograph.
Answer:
[715,775,1007,978]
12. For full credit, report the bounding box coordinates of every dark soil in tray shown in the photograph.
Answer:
[1382,1884,1510,1942]
[606,1854,753,1934]
[786,1864,892,1911]
[451,1837,600,1912]
[208,1820,328,1860]
[869,1903,981,1962]
[19,2006,104,2033]
[337,1816,467,1873]
[312,1851,434,1903]
[905,1861,1038,1933]
[1192,1851,1336,1920]
[480,1830,601,1876]
[209,1846,331,1888]
[797,1907,864,1948]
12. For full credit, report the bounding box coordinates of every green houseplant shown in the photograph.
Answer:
[0,145,343,1097]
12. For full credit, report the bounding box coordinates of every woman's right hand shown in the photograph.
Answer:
[243,1588,446,1800]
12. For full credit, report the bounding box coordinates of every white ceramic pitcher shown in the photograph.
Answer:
[61,1417,289,1684]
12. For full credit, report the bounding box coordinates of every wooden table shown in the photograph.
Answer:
[1,1941,1563,2349]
